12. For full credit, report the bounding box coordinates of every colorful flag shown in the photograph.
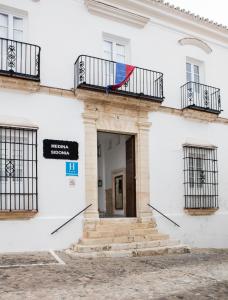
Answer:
[107,63,135,91]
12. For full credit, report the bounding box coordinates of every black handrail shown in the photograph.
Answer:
[181,81,221,114]
[51,204,92,235]
[147,204,180,228]
[74,54,164,102]
[0,37,41,81]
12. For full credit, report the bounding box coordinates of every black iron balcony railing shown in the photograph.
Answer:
[181,81,221,114]
[74,55,164,102]
[0,38,41,81]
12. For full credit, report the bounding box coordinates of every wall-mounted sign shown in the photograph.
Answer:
[43,139,78,160]
[66,162,78,176]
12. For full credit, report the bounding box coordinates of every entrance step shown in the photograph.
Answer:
[85,228,158,239]
[70,217,190,257]
[67,245,190,258]
[79,233,169,245]
[73,239,181,253]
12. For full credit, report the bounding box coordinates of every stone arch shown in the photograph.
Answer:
[178,37,212,54]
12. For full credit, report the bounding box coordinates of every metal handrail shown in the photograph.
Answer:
[180,81,221,113]
[74,54,164,101]
[51,204,92,235]
[0,37,41,81]
[147,204,180,228]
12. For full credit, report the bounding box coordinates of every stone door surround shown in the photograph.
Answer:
[78,90,160,221]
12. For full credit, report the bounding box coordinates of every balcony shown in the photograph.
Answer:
[0,38,40,81]
[181,82,221,114]
[74,55,164,102]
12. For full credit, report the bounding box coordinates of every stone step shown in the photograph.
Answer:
[85,228,158,238]
[79,233,169,245]
[67,244,190,258]
[94,222,156,231]
[99,218,138,224]
[79,236,131,245]
[73,239,181,253]
[133,233,169,242]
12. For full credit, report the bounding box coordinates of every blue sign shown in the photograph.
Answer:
[66,162,78,176]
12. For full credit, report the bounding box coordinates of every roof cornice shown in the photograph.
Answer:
[91,0,228,44]
[85,0,150,28]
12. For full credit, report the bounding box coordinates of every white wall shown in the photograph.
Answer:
[149,111,228,247]
[0,89,85,252]
[0,0,228,250]
[0,0,228,115]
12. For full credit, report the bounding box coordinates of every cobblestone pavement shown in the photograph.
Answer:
[0,249,228,299]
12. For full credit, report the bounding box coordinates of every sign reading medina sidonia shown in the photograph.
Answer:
[43,139,79,160]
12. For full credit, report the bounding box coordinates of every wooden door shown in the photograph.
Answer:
[126,136,136,217]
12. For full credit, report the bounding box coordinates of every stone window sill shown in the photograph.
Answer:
[184,208,218,216]
[0,211,38,220]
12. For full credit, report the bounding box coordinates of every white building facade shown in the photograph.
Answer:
[0,0,228,253]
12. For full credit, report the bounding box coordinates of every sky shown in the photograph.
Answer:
[168,0,228,26]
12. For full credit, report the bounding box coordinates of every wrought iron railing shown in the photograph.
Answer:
[0,38,40,81]
[51,204,92,235]
[0,126,38,212]
[183,146,218,209]
[74,55,164,102]
[181,81,221,114]
[147,204,180,227]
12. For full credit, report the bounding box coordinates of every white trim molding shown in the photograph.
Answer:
[179,37,212,54]
[0,116,38,129]
[84,0,150,28]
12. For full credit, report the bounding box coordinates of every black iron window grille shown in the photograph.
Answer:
[0,37,40,81]
[183,146,218,209]
[0,127,38,212]
[181,82,221,114]
[74,55,164,102]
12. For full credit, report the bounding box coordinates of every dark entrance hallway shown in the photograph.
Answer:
[97,132,136,218]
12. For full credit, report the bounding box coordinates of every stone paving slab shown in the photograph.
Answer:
[0,251,57,267]
[0,249,228,299]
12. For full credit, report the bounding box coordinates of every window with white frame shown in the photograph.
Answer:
[186,58,204,94]
[103,35,129,85]
[0,12,23,41]
[103,39,126,63]
[186,62,200,83]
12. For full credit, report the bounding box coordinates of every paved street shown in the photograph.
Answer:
[0,249,228,299]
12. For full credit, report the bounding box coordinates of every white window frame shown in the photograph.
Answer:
[102,33,130,64]
[186,57,205,84]
[0,5,28,41]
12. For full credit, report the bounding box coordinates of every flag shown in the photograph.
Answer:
[107,63,135,91]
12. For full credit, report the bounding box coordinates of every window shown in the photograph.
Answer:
[186,58,204,95]
[0,12,23,41]
[103,40,126,63]
[186,62,200,83]
[183,146,218,209]
[103,36,129,85]
[0,127,38,212]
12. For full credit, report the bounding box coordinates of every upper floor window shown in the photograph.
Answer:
[186,62,199,83]
[103,40,126,63]
[0,12,23,41]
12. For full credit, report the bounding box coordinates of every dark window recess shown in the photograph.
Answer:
[0,127,38,212]
[183,146,218,209]
[74,55,164,102]
[0,38,40,81]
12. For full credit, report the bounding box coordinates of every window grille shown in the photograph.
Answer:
[0,127,38,211]
[183,146,218,209]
